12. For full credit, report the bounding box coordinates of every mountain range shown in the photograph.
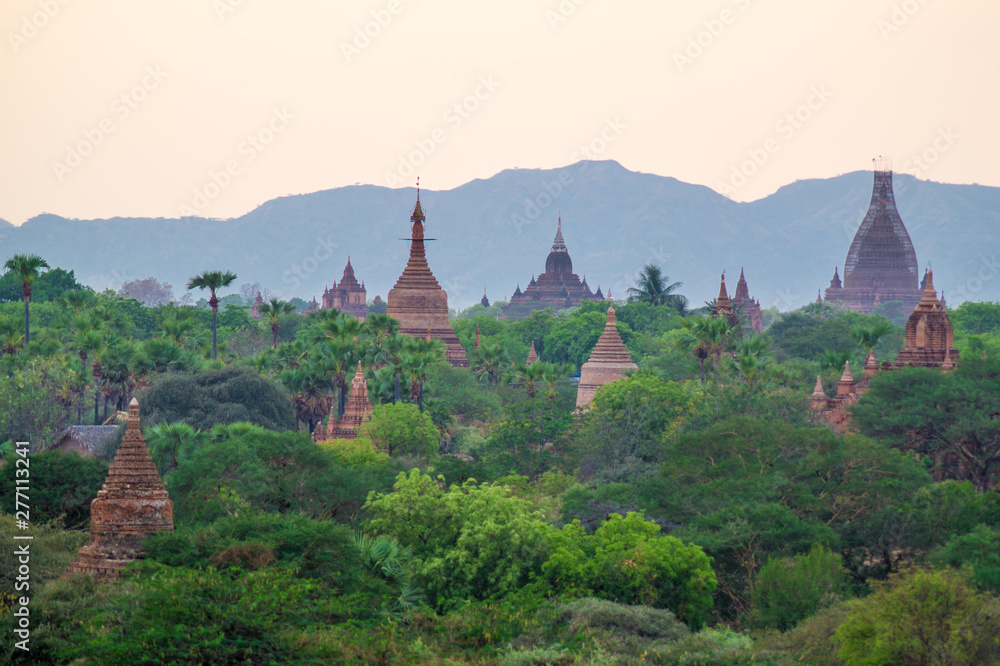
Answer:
[2,160,998,311]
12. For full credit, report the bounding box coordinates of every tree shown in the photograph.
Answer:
[362,403,439,457]
[541,512,717,628]
[3,253,49,345]
[469,339,510,385]
[140,366,297,431]
[850,320,895,357]
[145,422,204,475]
[186,270,237,361]
[676,315,731,382]
[280,364,332,434]
[836,567,1000,665]
[0,451,107,528]
[751,544,850,631]
[627,263,688,314]
[852,357,1000,491]
[363,469,554,611]
[118,277,175,307]
[0,315,24,356]
[258,297,295,350]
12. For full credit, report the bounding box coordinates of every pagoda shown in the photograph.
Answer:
[315,362,373,441]
[823,167,923,313]
[386,190,469,368]
[504,217,596,318]
[892,270,960,369]
[65,398,173,581]
[320,257,368,321]
[732,269,763,333]
[575,306,638,408]
[709,273,741,329]
[250,291,263,319]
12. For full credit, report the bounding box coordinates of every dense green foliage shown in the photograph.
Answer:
[3,258,1000,664]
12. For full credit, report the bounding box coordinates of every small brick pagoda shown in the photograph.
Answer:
[314,362,373,441]
[892,269,959,369]
[386,190,469,368]
[321,257,368,321]
[526,341,538,365]
[65,398,173,581]
[250,291,264,319]
[823,167,923,314]
[575,306,638,408]
[504,217,597,318]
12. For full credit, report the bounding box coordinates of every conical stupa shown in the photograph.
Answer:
[65,398,173,581]
[824,167,923,313]
[320,362,374,440]
[386,188,469,368]
[526,341,538,365]
[575,306,638,407]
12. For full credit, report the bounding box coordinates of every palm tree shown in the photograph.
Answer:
[316,339,360,418]
[850,321,895,362]
[280,365,333,433]
[676,316,732,382]
[507,361,548,399]
[395,337,446,411]
[470,339,510,385]
[3,254,49,345]
[259,297,296,349]
[145,422,203,475]
[819,350,853,371]
[0,316,24,356]
[627,263,688,314]
[186,270,237,361]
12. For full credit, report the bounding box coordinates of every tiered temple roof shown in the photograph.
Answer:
[504,217,596,318]
[65,399,173,581]
[321,257,367,320]
[575,306,638,408]
[526,341,538,365]
[824,169,923,313]
[892,270,960,368]
[732,269,763,333]
[386,190,469,368]
[315,362,373,441]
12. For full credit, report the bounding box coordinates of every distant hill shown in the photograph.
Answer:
[3,160,998,310]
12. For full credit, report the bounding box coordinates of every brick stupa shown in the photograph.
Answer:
[575,306,638,408]
[823,168,923,314]
[315,362,373,441]
[65,398,173,581]
[387,190,469,368]
[892,270,960,368]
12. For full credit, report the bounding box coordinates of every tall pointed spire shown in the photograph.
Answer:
[551,215,567,252]
[386,187,469,368]
[526,340,538,365]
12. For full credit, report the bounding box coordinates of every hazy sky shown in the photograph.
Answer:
[1,0,997,225]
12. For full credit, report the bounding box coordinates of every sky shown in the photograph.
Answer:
[1,0,997,225]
